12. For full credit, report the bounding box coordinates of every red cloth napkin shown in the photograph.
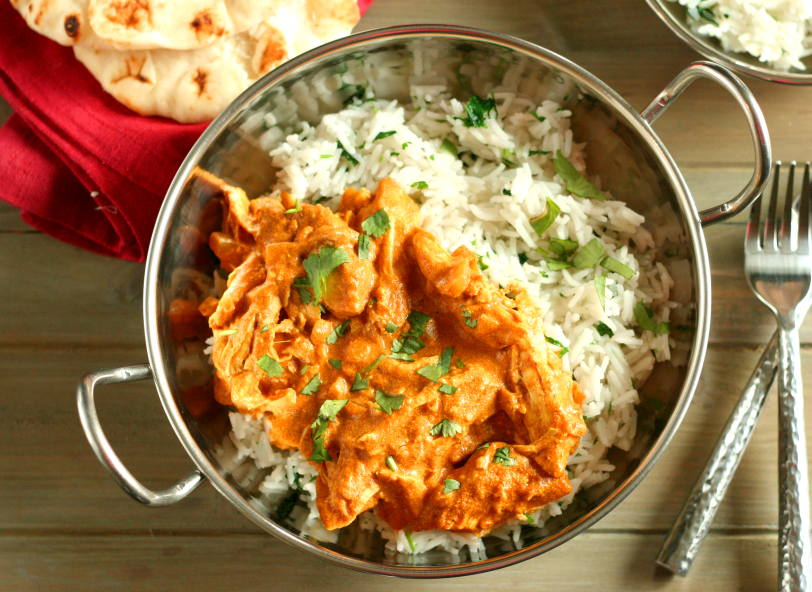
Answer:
[0,0,374,262]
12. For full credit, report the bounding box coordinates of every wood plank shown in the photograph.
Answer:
[0,531,777,591]
[0,202,34,234]
[0,345,799,533]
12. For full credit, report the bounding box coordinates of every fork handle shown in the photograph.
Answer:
[656,331,779,575]
[778,321,812,592]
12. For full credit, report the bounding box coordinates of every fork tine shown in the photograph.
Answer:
[780,162,796,252]
[799,162,811,254]
[764,162,782,252]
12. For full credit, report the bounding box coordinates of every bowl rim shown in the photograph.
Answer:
[645,0,812,85]
[143,24,711,577]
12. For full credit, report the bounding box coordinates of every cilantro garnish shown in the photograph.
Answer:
[456,359,465,369]
[429,418,462,438]
[456,94,497,128]
[405,311,430,336]
[549,238,578,255]
[386,456,398,472]
[518,252,528,265]
[362,354,386,374]
[553,150,606,201]
[464,318,478,329]
[405,529,416,552]
[358,234,371,260]
[503,188,513,196]
[443,478,460,494]
[257,354,283,378]
[350,372,368,392]
[531,111,546,123]
[476,442,490,451]
[326,319,351,345]
[300,246,350,304]
[595,274,607,310]
[217,329,238,337]
[375,391,405,415]
[417,347,453,383]
[361,209,391,238]
[300,364,310,375]
[524,513,535,524]
[634,303,671,334]
[600,256,635,279]
[260,324,270,333]
[389,353,415,362]
[284,200,301,214]
[477,254,489,271]
[385,322,398,333]
[392,335,425,357]
[329,359,342,370]
[314,195,330,205]
[374,130,396,141]
[529,150,550,156]
[339,142,360,167]
[308,399,349,463]
[402,141,412,149]
[439,383,458,395]
[572,238,605,269]
[493,446,516,467]
[440,138,458,156]
[411,181,428,190]
[529,198,560,236]
[545,336,569,357]
[300,374,322,396]
[596,322,614,337]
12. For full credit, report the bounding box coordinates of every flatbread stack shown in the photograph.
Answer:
[10,0,360,122]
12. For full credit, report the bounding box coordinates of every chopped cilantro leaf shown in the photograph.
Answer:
[326,319,351,345]
[461,309,472,318]
[518,252,529,265]
[284,200,301,214]
[440,138,458,156]
[392,335,425,356]
[358,234,371,260]
[595,274,607,310]
[389,352,414,362]
[464,318,478,329]
[493,446,516,467]
[531,111,546,123]
[545,336,569,357]
[385,321,398,333]
[443,478,461,494]
[477,254,489,271]
[417,347,454,383]
[545,257,573,271]
[411,181,428,190]
[600,256,635,279]
[361,209,391,238]
[596,322,614,337]
[456,94,497,128]
[314,195,330,205]
[439,383,458,395]
[402,141,412,149]
[260,324,270,333]
[308,399,349,463]
[456,359,465,369]
[301,246,350,303]
[338,142,360,167]
[375,390,405,415]
[529,150,550,156]
[572,238,605,269]
[362,354,386,374]
[477,442,490,451]
[549,238,578,255]
[530,198,560,236]
[503,188,513,196]
[430,418,462,438]
[257,354,283,378]
[217,329,238,337]
[329,359,342,370]
[300,365,310,375]
[350,372,368,392]
[405,529,416,552]
[300,374,322,396]
[634,302,671,334]
[386,456,398,472]
[405,311,430,337]
[553,150,606,201]
[524,513,535,524]
[374,130,396,141]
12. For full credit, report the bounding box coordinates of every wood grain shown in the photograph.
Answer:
[3,0,812,589]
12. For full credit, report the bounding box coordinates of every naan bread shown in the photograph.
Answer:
[73,0,359,123]
[10,0,339,51]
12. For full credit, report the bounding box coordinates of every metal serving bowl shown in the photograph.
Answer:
[77,25,771,578]
[647,0,812,84]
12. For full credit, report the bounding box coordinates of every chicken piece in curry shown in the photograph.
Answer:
[198,171,587,536]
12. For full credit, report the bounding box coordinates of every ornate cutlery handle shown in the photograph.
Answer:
[656,331,779,575]
[778,321,812,592]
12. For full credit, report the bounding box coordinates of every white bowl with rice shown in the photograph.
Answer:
[648,0,812,84]
[77,25,771,577]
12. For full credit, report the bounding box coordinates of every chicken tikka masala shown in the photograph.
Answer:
[196,171,587,536]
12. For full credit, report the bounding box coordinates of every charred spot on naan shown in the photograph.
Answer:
[254,25,288,76]
[190,10,226,42]
[64,13,81,39]
[102,0,151,30]
[193,68,209,97]
[111,56,151,84]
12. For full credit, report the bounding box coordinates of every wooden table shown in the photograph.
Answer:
[3,0,812,589]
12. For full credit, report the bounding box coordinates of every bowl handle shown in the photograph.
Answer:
[641,61,772,227]
[77,364,206,507]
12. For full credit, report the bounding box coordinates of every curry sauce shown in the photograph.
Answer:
[197,171,586,536]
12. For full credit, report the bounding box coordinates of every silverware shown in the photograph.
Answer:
[746,162,812,591]
[656,331,779,575]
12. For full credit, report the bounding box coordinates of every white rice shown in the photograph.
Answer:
[668,0,812,71]
[210,85,686,557]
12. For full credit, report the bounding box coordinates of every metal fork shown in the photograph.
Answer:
[746,161,812,592]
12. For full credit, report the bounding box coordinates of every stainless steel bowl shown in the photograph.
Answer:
[77,25,772,577]
[647,0,812,84]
